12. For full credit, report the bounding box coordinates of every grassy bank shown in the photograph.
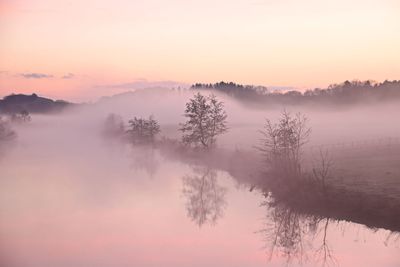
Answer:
[156,139,400,232]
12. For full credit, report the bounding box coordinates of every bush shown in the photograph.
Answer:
[259,110,311,182]
[126,115,160,144]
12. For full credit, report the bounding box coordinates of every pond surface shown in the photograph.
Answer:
[0,119,399,267]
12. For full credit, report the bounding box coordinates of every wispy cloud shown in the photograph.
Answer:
[96,79,189,90]
[62,73,75,79]
[20,72,53,79]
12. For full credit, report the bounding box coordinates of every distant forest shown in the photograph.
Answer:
[1,80,400,115]
[191,80,400,106]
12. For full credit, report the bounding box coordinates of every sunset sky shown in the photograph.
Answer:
[1,0,399,101]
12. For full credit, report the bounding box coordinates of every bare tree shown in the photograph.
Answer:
[126,115,160,145]
[259,110,311,181]
[180,93,228,149]
[312,149,333,196]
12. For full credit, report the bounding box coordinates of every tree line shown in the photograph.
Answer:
[192,80,400,106]
[104,92,317,190]
[103,92,228,149]
[104,92,335,212]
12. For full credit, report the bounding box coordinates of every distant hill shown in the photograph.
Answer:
[0,93,73,114]
[191,80,400,107]
[3,80,400,114]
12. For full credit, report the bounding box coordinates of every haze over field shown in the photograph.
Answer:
[0,89,400,266]
[1,0,400,266]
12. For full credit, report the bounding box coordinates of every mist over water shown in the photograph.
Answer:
[2,0,400,264]
[72,88,400,147]
[0,89,399,266]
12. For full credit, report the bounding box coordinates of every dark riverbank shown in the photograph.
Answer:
[155,141,400,232]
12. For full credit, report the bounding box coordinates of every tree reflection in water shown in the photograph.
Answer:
[259,202,337,266]
[129,146,159,177]
[182,167,227,227]
[384,232,400,247]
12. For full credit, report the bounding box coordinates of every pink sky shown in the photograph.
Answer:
[1,0,400,101]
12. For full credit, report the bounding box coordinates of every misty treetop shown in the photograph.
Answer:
[126,115,161,145]
[259,110,311,183]
[0,116,17,142]
[180,93,228,149]
[103,113,125,138]
[192,81,269,98]
[192,80,400,106]
[10,110,31,124]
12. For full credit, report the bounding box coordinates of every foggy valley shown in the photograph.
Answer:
[1,0,400,265]
[0,84,399,266]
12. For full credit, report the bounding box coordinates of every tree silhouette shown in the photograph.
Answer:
[126,115,160,145]
[191,80,400,106]
[259,110,311,183]
[180,93,228,149]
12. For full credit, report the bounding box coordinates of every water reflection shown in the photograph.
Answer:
[1,133,399,266]
[182,166,227,227]
[259,200,347,266]
[384,231,400,247]
[258,198,400,266]
[129,146,159,177]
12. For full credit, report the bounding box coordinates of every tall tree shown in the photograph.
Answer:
[180,93,228,148]
[259,110,311,181]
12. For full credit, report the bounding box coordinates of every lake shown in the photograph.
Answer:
[0,121,398,267]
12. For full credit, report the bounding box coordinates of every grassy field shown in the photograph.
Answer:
[317,144,400,200]
[157,138,400,230]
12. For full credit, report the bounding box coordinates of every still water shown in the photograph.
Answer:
[0,118,399,267]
